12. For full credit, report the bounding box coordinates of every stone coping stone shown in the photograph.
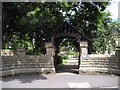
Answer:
[79,67,120,71]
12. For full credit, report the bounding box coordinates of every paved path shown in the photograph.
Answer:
[2,73,119,89]
[1,58,120,89]
[56,57,79,74]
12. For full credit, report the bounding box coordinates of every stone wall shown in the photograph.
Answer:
[1,47,120,76]
[1,49,55,77]
[79,54,120,75]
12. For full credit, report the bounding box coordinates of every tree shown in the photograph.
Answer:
[3,2,117,54]
[91,11,120,54]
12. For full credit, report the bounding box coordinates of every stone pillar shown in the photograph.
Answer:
[80,41,88,55]
[79,41,88,74]
[45,42,55,57]
[115,47,120,57]
[115,47,120,71]
[45,42,56,73]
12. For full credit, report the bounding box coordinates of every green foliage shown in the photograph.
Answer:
[57,54,70,69]
[62,58,69,64]
[68,51,76,55]
[57,37,80,52]
[89,11,119,54]
[62,55,69,60]
[3,2,119,54]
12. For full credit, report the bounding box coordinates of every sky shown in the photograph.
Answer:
[106,0,120,20]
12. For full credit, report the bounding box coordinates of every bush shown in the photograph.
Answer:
[62,55,68,60]
[68,51,76,55]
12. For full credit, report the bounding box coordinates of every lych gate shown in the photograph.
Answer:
[45,22,90,72]
[2,22,120,76]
